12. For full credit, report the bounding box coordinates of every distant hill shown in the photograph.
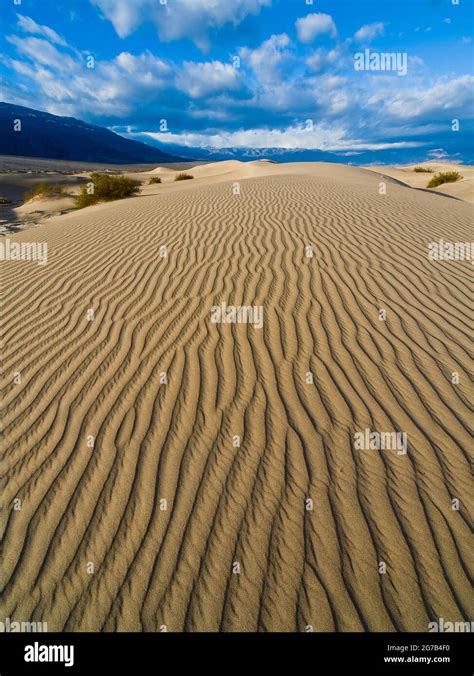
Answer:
[0,103,187,164]
[133,138,474,167]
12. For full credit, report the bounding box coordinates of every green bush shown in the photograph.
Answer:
[75,173,142,208]
[427,172,463,188]
[148,176,162,184]
[25,183,67,200]
[174,173,194,181]
[413,166,433,173]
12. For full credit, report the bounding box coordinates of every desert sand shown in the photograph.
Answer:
[0,156,199,232]
[367,162,474,203]
[1,161,472,632]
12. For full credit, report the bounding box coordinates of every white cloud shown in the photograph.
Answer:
[35,67,79,102]
[141,125,421,151]
[296,13,337,43]
[10,59,37,79]
[84,52,175,108]
[354,22,385,42]
[6,36,75,72]
[368,75,474,119]
[240,34,293,84]
[4,42,176,115]
[428,148,449,159]
[176,61,243,98]
[16,14,67,46]
[114,51,172,79]
[6,10,474,157]
[312,75,351,114]
[90,0,271,48]
[307,47,343,73]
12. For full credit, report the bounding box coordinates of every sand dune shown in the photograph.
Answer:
[1,161,472,632]
[368,163,474,203]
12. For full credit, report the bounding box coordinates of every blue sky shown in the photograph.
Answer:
[1,0,473,161]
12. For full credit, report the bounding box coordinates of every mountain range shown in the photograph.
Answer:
[129,137,472,166]
[0,103,186,164]
[0,102,471,166]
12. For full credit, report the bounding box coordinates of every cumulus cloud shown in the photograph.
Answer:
[16,14,68,46]
[312,75,352,114]
[176,61,243,98]
[239,34,294,84]
[4,39,177,116]
[296,13,337,43]
[90,0,271,48]
[306,47,344,73]
[4,12,473,161]
[114,51,171,78]
[369,75,474,119]
[354,22,385,42]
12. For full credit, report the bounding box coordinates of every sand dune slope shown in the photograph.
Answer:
[1,163,472,632]
[368,163,474,203]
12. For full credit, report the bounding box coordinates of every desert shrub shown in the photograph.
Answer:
[174,173,194,181]
[427,172,463,188]
[148,176,162,184]
[25,183,67,200]
[413,166,433,173]
[75,173,142,208]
